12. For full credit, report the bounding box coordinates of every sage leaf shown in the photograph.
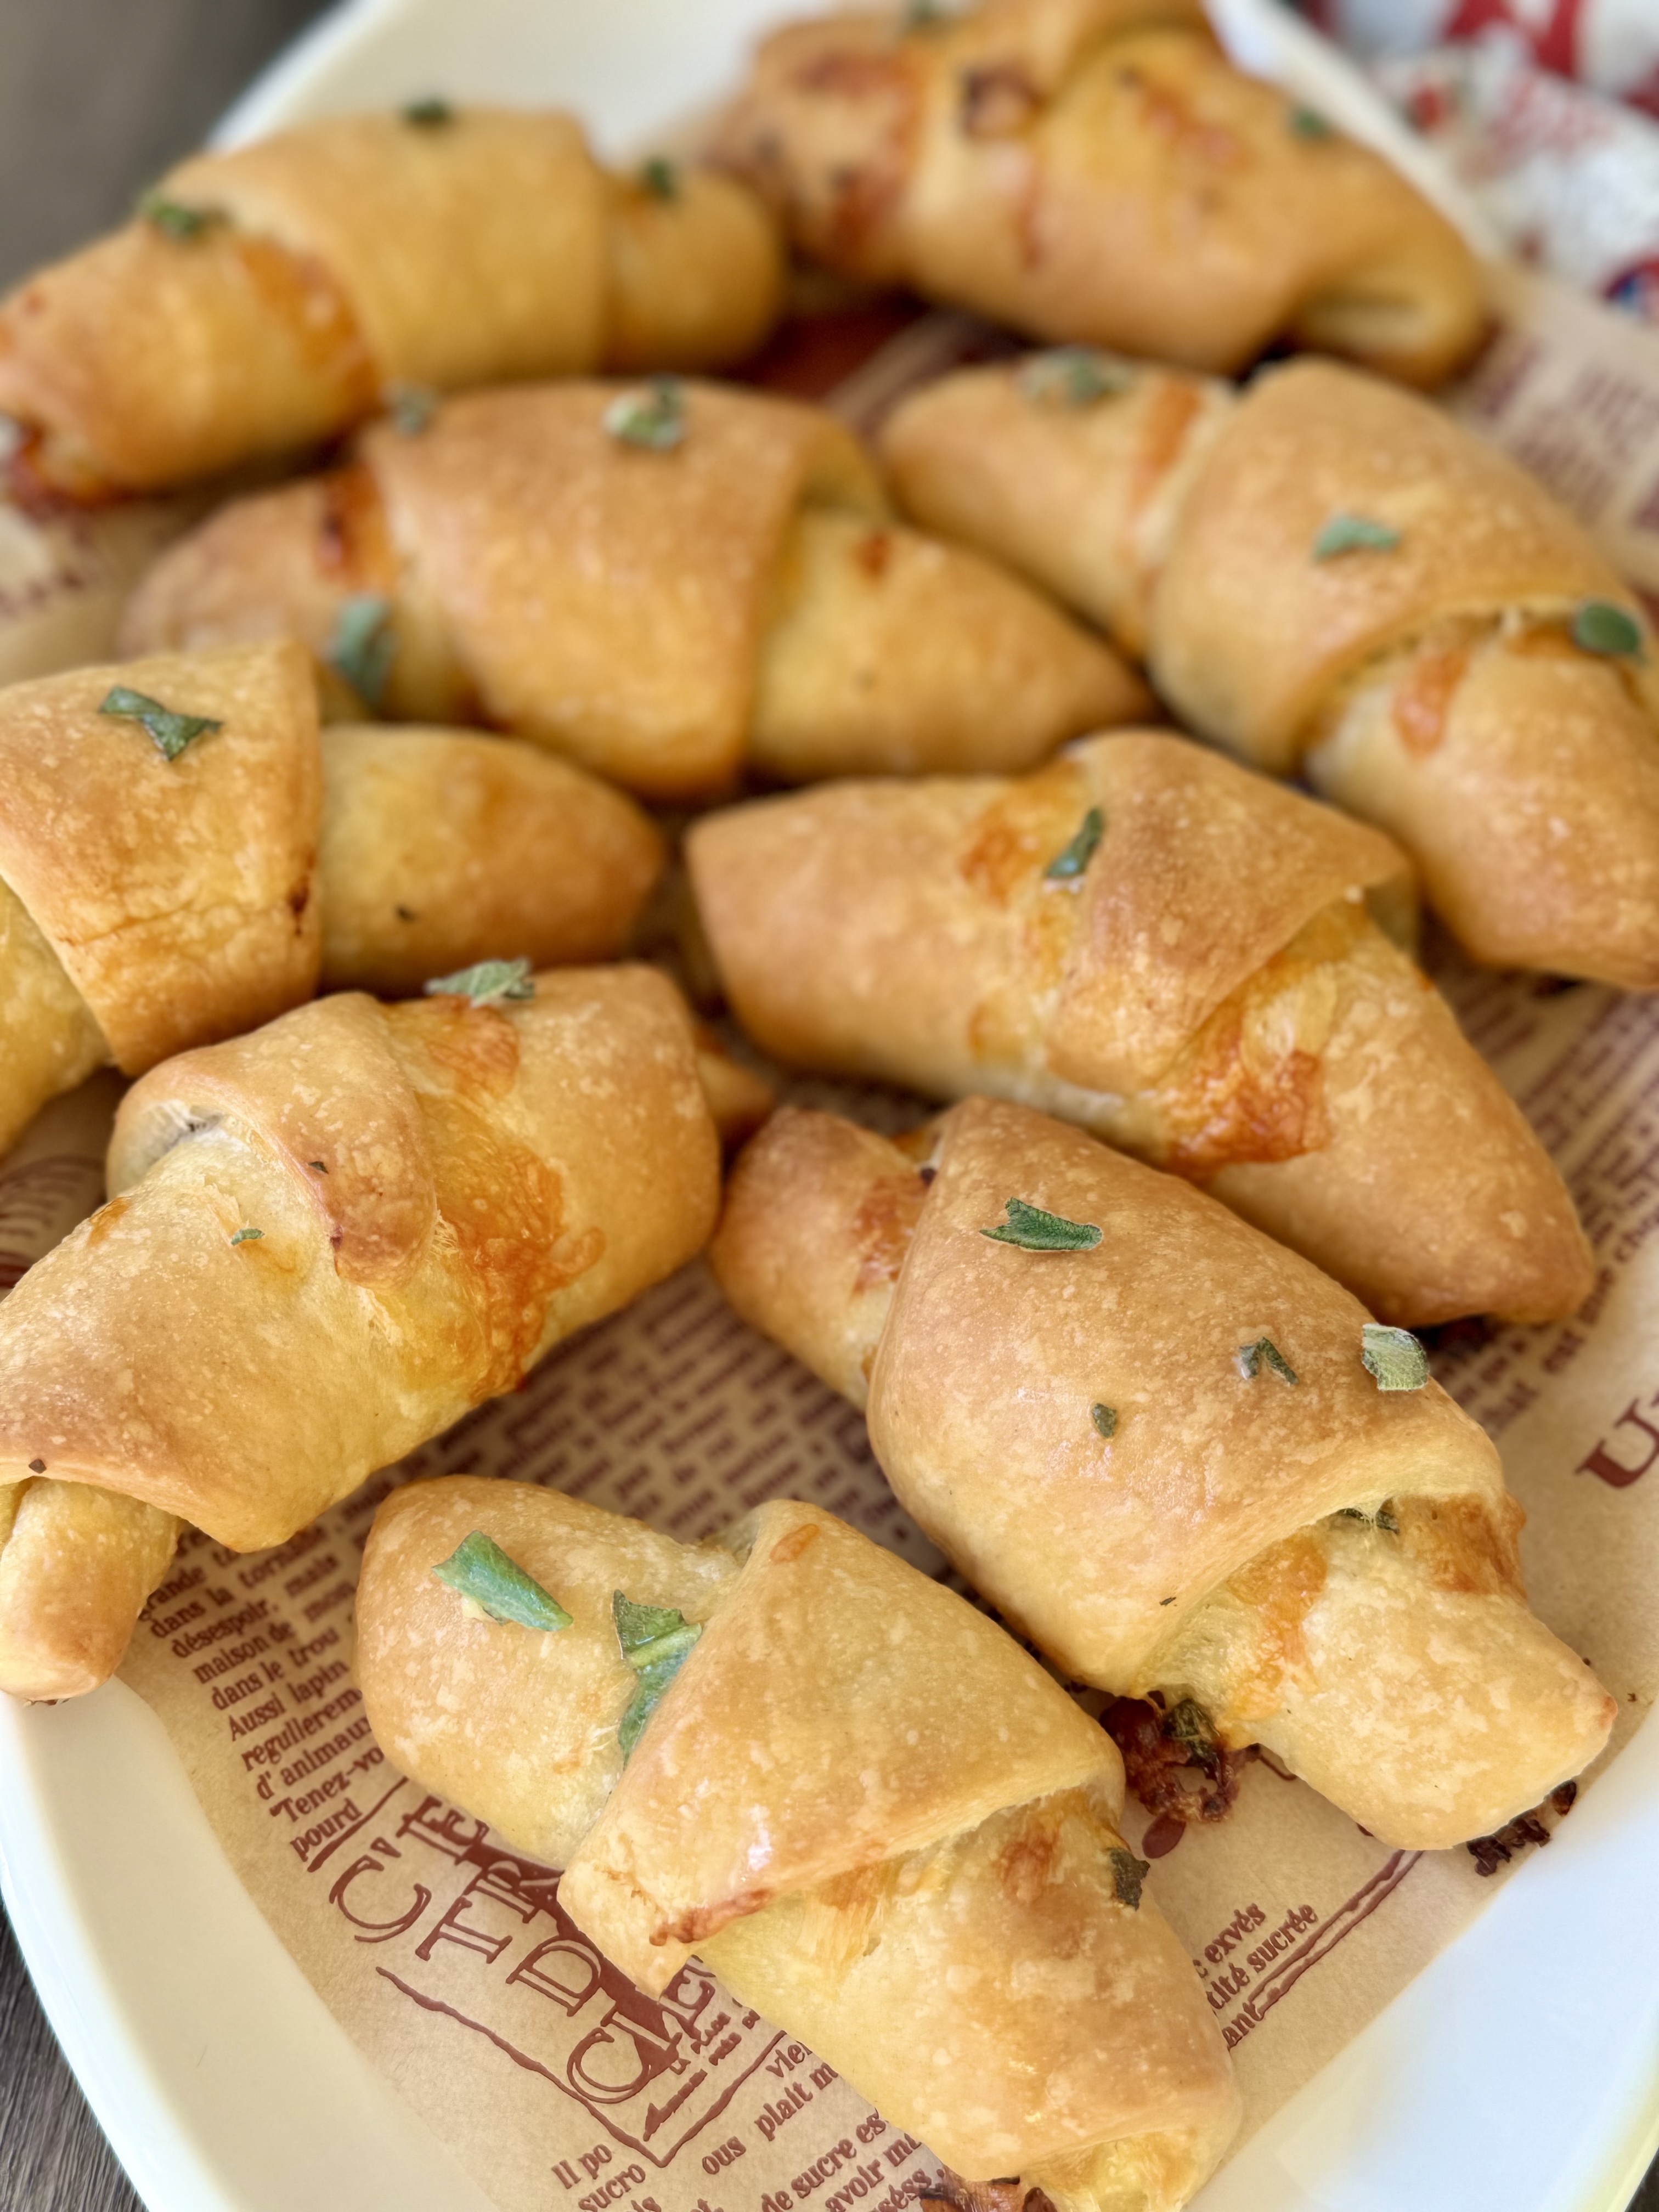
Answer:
[1312,513,1402,562]
[1361,1322,1429,1392]
[1045,805,1105,881]
[422,956,535,1007]
[1237,1337,1298,1385]
[433,1531,572,1630]
[99,686,222,762]
[982,1197,1102,1252]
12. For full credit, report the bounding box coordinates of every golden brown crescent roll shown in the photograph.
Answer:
[0,638,321,1161]
[357,1478,1241,2210]
[117,380,1149,800]
[0,110,784,499]
[882,354,1659,986]
[687,731,1591,1327]
[711,1098,1617,1850]
[316,725,663,995]
[0,966,721,1700]
[714,0,1482,388]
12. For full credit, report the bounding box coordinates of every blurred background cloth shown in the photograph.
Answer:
[0,0,329,286]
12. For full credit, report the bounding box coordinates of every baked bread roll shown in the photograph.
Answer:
[882,355,1659,986]
[0,110,785,499]
[0,652,667,1159]
[687,731,1591,1327]
[0,966,721,1700]
[711,1097,1616,1850]
[714,0,1482,388]
[118,381,1149,799]
[357,1477,1241,2210]
[317,725,663,995]
[0,638,321,1162]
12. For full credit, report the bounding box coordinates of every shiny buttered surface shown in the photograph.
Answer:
[689,731,1592,1328]
[356,1479,1241,2209]
[712,1097,1615,1850]
[118,380,1149,799]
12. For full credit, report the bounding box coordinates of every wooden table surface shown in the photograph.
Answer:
[0,4,1654,2209]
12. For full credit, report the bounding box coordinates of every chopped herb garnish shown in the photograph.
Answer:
[982,1197,1103,1252]
[1361,1322,1429,1392]
[423,956,535,1007]
[402,97,455,127]
[1571,599,1644,658]
[1237,1337,1298,1385]
[137,194,225,241]
[98,686,222,762]
[640,155,678,200]
[1288,105,1333,138]
[1338,1500,1400,1533]
[329,594,395,708]
[1045,805,1104,881]
[229,1227,263,1246]
[384,381,437,436]
[1165,1697,1220,1773]
[1108,1847,1150,1910]
[1313,513,1402,562]
[614,1591,703,1757]
[307,1160,328,1173]
[1019,347,1133,407]
[1159,1595,1176,1606]
[905,0,947,27]
[604,378,686,452]
[433,1531,572,1630]
[1091,1402,1117,1438]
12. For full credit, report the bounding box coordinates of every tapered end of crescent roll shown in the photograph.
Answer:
[1311,627,1659,989]
[713,1108,927,1407]
[317,725,664,994]
[358,1476,740,1868]
[1159,1505,1617,1850]
[881,359,1233,657]
[0,1479,178,1701]
[692,1031,776,1150]
[0,220,371,495]
[750,509,1153,780]
[603,165,785,372]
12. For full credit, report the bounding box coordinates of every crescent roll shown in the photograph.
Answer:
[0,638,322,1161]
[117,380,1149,800]
[0,966,721,1700]
[0,109,784,499]
[357,1478,1241,2211]
[711,1098,1617,1850]
[714,0,1482,388]
[0,652,665,1158]
[687,731,1591,1327]
[316,725,663,995]
[882,355,1659,987]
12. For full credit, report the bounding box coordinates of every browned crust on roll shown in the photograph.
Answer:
[0,639,321,1074]
[716,0,1481,384]
[0,968,719,1549]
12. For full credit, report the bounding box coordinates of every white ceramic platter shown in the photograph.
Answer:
[0,4,1655,2209]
